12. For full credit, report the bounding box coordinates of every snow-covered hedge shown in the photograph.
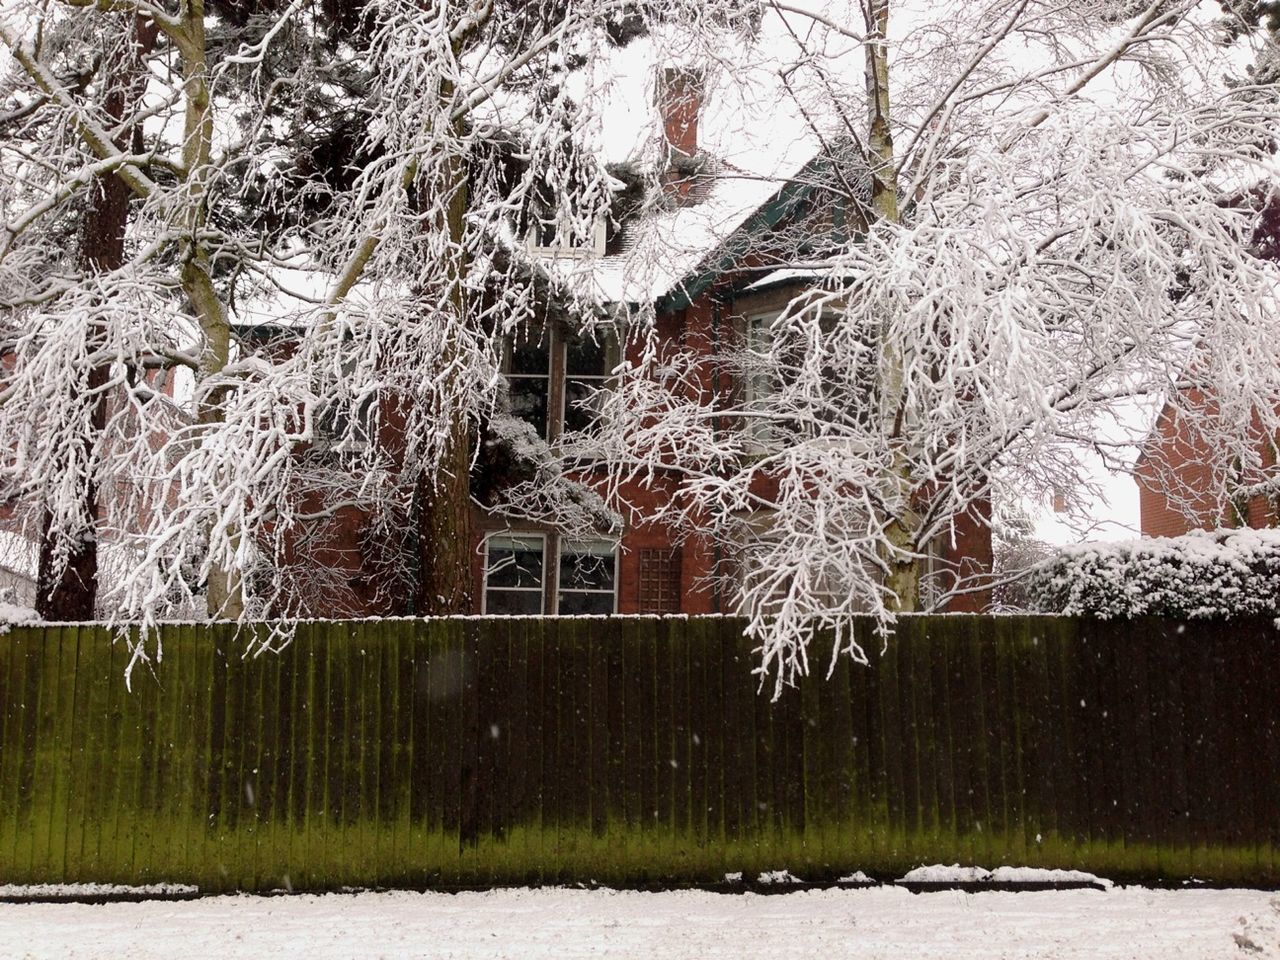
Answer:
[1026,528,1280,619]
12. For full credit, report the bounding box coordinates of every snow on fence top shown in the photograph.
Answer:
[1027,527,1280,620]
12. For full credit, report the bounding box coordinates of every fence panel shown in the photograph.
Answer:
[0,615,1277,890]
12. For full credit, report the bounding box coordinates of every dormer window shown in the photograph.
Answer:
[525,215,607,259]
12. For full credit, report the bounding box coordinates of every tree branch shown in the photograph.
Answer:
[0,24,159,201]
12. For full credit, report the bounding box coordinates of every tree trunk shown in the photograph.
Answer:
[414,428,475,614]
[864,0,922,612]
[174,0,242,619]
[35,15,158,621]
[414,116,474,615]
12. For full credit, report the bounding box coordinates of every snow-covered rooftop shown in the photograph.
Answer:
[508,18,856,307]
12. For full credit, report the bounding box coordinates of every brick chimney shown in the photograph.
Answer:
[656,66,702,159]
[656,67,704,203]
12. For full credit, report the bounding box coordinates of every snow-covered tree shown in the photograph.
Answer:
[0,0,743,653]
[0,12,158,621]
[6,0,1280,690]
[592,0,1280,683]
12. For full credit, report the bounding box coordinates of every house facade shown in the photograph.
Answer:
[269,65,995,620]
[462,285,994,620]
[1136,391,1279,537]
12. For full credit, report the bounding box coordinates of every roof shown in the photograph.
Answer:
[543,144,867,313]
[531,25,867,312]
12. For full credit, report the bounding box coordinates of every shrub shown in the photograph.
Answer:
[1026,527,1280,619]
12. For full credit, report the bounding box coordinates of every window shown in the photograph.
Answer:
[734,524,851,617]
[638,548,682,614]
[557,539,617,614]
[311,347,375,454]
[506,327,551,439]
[563,331,620,435]
[483,534,619,616]
[741,308,858,442]
[503,324,620,441]
[744,312,777,441]
[483,534,546,615]
[315,396,373,453]
[525,215,607,259]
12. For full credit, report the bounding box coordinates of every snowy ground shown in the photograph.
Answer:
[2,886,1279,959]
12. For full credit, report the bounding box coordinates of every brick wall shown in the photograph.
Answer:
[295,278,993,617]
[1137,393,1279,537]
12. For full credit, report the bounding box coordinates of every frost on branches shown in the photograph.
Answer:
[593,0,1280,685]
[3,0,1280,686]
[0,0,738,669]
[1027,528,1280,620]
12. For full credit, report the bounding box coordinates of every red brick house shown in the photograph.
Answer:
[225,67,997,619]
[1136,390,1279,537]
[293,68,989,619]
[3,69,997,622]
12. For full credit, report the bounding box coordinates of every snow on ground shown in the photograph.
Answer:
[0,883,197,899]
[900,864,996,883]
[899,864,1114,888]
[1,886,1278,959]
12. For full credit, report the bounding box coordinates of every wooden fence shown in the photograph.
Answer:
[0,616,1277,891]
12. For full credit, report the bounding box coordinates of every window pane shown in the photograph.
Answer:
[534,218,558,248]
[559,541,616,592]
[745,315,778,442]
[565,333,616,377]
[486,537,544,589]
[317,405,353,442]
[508,378,549,438]
[745,318,776,400]
[563,377,605,435]
[564,333,617,435]
[747,315,774,354]
[316,396,373,447]
[510,330,550,376]
[486,589,543,616]
[558,591,614,615]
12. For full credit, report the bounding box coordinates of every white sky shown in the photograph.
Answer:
[1032,462,1143,546]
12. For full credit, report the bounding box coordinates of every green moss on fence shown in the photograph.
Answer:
[1,616,1277,890]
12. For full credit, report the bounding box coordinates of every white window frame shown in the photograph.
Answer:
[482,533,547,616]
[744,311,778,443]
[559,328,620,437]
[556,538,619,615]
[525,216,607,259]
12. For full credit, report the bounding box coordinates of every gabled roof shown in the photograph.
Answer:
[546,144,866,313]
[525,24,869,314]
